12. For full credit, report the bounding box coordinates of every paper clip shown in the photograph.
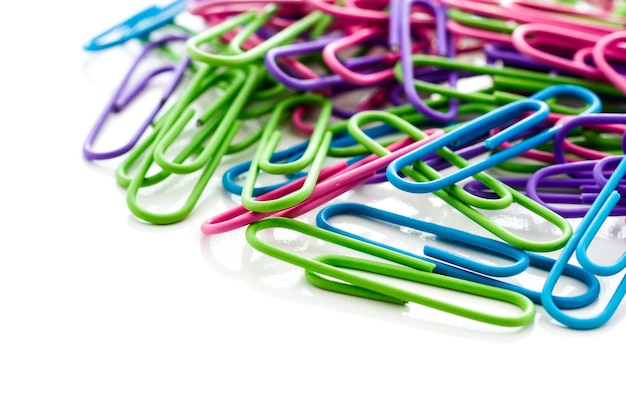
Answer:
[527,159,626,218]
[83,35,190,160]
[552,113,626,164]
[385,84,601,194]
[186,5,324,67]
[541,155,626,330]
[512,23,604,80]
[264,34,349,91]
[592,30,626,95]
[152,68,250,175]
[83,0,188,51]
[241,94,333,212]
[316,202,600,309]
[122,65,262,225]
[394,54,623,109]
[394,0,460,123]
[321,26,411,87]
[246,217,536,327]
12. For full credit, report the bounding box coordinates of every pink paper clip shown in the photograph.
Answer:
[512,23,604,80]
[201,128,445,235]
[593,31,626,96]
[322,26,424,86]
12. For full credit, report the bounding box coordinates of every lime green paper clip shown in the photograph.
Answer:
[186,5,324,67]
[246,217,535,327]
[121,65,262,225]
[241,94,333,213]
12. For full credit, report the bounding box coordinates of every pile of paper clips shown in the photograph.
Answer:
[83,0,626,330]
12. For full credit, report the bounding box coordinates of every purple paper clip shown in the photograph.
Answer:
[527,159,626,218]
[553,113,626,165]
[83,35,190,160]
[393,0,459,122]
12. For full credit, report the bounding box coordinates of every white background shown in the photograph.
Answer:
[3,1,626,416]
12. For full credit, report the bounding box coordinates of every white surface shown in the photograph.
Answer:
[3,1,626,416]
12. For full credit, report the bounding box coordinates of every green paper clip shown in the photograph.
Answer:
[246,217,535,327]
[122,65,262,224]
[241,94,333,213]
[186,5,324,67]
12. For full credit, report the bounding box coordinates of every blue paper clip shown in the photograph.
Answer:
[542,155,626,330]
[316,202,599,309]
[83,0,188,51]
[386,84,601,194]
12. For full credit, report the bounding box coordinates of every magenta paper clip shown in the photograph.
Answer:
[593,31,626,96]
[201,129,445,235]
[512,23,604,80]
[83,35,190,160]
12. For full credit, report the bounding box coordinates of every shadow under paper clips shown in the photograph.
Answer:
[199,226,534,343]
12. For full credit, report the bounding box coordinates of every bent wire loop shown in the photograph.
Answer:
[542,155,626,330]
[240,94,333,212]
[83,35,190,160]
[315,202,599,309]
[394,0,460,123]
[385,84,601,194]
[122,65,263,225]
[593,30,626,96]
[83,0,188,51]
[246,217,536,327]
[186,5,324,67]
[527,161,626,219]
[321,26,407,87]
[152,67,250,174]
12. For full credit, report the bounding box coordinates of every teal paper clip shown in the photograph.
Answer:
[316,202,599,309]
[83,0,188,51]
[542,155,626,330]
[386,84,601,194]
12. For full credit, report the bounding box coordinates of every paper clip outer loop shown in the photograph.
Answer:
[246,217,535,327]
[316,202,599,309]
[386,99,549,193]
[542,156,626,330]
[577,155,626,276]
[83,0,188,51]
[241,94,333,213]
